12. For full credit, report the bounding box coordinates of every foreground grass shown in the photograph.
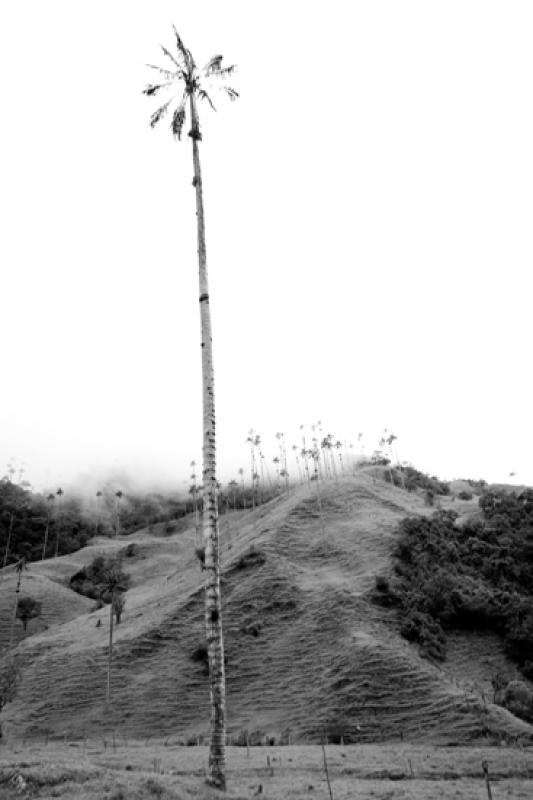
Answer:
[0,743,532,799]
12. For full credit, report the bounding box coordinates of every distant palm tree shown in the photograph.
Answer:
[7,461,16,484]
[227,480,238,511]
[102,560,128,707]
[275,433,289,490]
[335,440,344,476]
[273,457,281,490]
[95,490,103,535]
[292,444,303,483]
[3,511,15,568]
[41,493,55,560]
[9,557,27,647]
[114,491,123,537]
[144,27,237,789]
[238,468,246,508]
[246,430,257,511]
[253,434,263,502]
[54,488,63,558]
[300,425,311,484]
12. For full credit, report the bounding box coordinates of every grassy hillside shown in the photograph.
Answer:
[0,470,531,745]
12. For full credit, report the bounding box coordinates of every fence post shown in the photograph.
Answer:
[482,760,493,800]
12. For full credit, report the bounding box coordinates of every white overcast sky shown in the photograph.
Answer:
[0,1,531,491]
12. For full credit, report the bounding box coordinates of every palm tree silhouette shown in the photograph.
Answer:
[9,556,28,647]
[114,490,123,537]
[41,493,55,560]
[144,27,237,788]
[95,490,103,535]
[238,468,246,508]
[54,488,64,558]
[102,560,128,707]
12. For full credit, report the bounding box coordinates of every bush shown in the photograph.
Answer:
[241,621,262,637]
[390,491,533,673]
[233,546,267,571]
[69,555,130,603]
[502,681,533,723]
[388,466,450,495]
[16,596,42,632]
[191,643,209,675]
[375,575,389,592]
[458,491,473,501]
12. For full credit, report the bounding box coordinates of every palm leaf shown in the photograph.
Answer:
[171,105,187,140]
[150,98,172,128]
[143,82,172,97]
[224,86,239,101]
[146,63,176,79]
[209,64,236,79]
[160,44,183,70]
[204,55,223,75]
[198,89,216,111]
[172,25,189,63]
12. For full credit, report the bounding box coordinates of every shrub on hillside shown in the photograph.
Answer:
[69,555,130,603]
[233,546,267,571]
[457,490,473,501]
[384,465,450,495]
[191,643,209,675]
[502,681,533,723]
[16,597,42,632]
[387,491,533,673]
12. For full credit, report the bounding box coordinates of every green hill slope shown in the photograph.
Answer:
[0,471,531,744]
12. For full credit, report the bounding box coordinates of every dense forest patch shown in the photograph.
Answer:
[375,490,533,680]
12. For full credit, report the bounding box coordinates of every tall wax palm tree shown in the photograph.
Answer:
[114,490,123,537]
[253,434,263,502]
[9,556,27,647]
[41,493,55,560]
[246,430,257,511]
[227,479,238,511]
[335,440,345,476]
[144,27,237,790]
[237,467,246,508]
[300,425,311,484]
[273,456,281,490]
[95,490,103,535]
[3,510,15,568]
[102,560,128,707]
[54,488,63,558]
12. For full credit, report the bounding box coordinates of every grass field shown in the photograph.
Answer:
[0,743,532,798]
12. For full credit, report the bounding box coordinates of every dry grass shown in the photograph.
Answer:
[0,743,532,799]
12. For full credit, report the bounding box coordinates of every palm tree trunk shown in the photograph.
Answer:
[42,517,50,561]
[190,93,226,791]
[9,570,22,647]
[106,593,114,706]
[3,512,14,568]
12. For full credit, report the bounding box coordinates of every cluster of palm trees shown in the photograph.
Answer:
[224,423,365,507]
[187,426,404,515]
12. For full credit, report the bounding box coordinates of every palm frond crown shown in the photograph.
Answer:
[144,27,238,141]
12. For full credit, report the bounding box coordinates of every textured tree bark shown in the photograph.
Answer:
[106,591,114,706]
[9,567,23,647]
[42,515,50,560]
[3,512,14,568]
[189,93,226,791]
